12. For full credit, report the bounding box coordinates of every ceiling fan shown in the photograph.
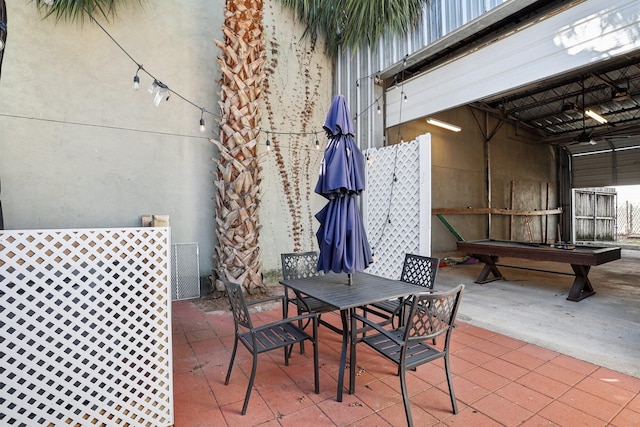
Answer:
[575,129,596,145]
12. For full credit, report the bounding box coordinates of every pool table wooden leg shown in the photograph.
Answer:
[567,264,596,301]
[474,254,504,283]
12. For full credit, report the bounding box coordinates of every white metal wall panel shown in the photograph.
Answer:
[336,0,506,149]
[386,0,640,127]
[0,227,173,426]
[363,134,431,279]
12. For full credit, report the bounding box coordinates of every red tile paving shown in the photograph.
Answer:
[171,300,640,426]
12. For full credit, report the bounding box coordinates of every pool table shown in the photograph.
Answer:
[457,239,621,301]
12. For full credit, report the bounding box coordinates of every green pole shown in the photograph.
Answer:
[437,214,464,241]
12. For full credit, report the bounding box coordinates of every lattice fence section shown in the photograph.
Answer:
[171,243,200,300]
[0,228,173,427]
[364,135,431,279]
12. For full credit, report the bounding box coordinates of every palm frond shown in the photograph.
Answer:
[278,0,428,56]
[32,0,144,23]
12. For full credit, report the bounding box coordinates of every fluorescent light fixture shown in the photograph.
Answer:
[426,118,461,132]
[585,109,608,124]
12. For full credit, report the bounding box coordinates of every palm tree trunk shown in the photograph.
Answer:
[213,0,266,294]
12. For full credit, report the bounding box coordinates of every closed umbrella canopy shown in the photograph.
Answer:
[315,95,373,275]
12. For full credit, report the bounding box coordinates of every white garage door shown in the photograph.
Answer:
[385,0,640,128]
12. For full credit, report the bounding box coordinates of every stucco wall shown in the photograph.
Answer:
[260,2,332,276]
[1,1,333,281]
[0,1,221,276]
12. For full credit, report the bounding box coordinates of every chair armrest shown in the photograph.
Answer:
[351,312,404,345]
[251,312,319,333]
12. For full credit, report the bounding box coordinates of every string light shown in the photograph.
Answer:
[82,5,389,140]
[151,81,170,107]
[377,102,381,114]
[199,109,206,133]
[355,70,383,88]
[79,6,219,132]
[133,66,141,90]
[369,144,399,257]
[395,55,408,144]
[148,80,158,94]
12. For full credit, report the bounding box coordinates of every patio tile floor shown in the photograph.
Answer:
[172,300,640,426]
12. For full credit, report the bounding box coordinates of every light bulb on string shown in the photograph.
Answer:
[148,80,159,94]
[154,89,166,106]
[71,8,399,150]
[403,93,407,103]
[153,82,169,107]
[377,102,381,114]
[133,66,142,90]
[199,109,206,133]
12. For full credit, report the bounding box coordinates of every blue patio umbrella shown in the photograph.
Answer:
[315,95,373,281]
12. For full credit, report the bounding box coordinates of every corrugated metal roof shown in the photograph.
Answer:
[477,54,640,155]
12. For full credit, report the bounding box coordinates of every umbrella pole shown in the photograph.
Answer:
[348,273,352,286]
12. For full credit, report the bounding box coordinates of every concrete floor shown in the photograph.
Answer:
[434,248,640,379]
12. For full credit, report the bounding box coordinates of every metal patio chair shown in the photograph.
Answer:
[281,252,341,354]
[352,284,464,427]
[362,254,440,328]
[222,278,320,415]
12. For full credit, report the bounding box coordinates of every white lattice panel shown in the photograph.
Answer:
[364,134,431,279]
[0,228,173,426]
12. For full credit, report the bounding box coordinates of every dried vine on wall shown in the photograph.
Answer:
[263,14,324,252]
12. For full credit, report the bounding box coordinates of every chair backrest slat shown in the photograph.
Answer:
[404,285,464,343]
[221,278,253,330]
[281,252,321,280]
[400,254,439,289]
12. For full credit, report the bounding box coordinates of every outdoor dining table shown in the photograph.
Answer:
[279,271,419,402]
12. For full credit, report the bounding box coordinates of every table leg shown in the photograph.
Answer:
[474,254,504,283]
[336,309,350,402]
[567,264,596,301]
[349,307,357,395]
